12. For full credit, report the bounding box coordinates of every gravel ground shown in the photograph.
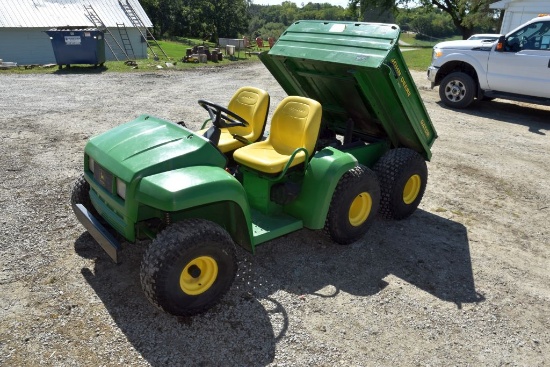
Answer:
[0,62,549,366]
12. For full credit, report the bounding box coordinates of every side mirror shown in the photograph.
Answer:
[495,35,506,52]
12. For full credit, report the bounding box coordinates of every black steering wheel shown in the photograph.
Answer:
[198,100,249,129]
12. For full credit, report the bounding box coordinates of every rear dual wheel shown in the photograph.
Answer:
[140,219,237,317]
[325,165,381,244]
[374,148,428,220]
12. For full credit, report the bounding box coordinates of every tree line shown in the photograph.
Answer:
[140,0,500,43]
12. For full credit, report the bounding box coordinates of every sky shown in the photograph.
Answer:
[253,0,351,8]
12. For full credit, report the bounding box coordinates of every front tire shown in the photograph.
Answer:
[374,148,428,220]
[324,165,380,245]
[140,219,237,317]
[439,72,476,108]
[71,174,98,217]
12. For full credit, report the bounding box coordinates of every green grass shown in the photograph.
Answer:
[399,32,461,47]
[401,48,433,71]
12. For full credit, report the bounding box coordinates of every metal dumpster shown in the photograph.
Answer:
[259,20,437,160]
[45,28,106,69]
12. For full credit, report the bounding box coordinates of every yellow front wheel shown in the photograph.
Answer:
[140,219,237,317]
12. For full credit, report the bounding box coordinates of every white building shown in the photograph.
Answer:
[0,0,153,65]
[490,0,550,34]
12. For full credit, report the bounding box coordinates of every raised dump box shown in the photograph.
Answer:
[259,20,436,160]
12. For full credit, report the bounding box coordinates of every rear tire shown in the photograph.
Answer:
[439,72,475,108]
[140,219,237,317]
[374,148,428,220]
[324,165,380,245]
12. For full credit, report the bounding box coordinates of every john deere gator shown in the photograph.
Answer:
[72,20,437,317]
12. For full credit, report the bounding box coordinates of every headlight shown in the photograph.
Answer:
[432,48,443,60]
[116,179,127,199]
[89,156,95,173]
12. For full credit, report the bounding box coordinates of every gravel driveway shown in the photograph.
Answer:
[0,63,548,366]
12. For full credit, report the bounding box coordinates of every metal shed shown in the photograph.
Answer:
[0,0,153,65]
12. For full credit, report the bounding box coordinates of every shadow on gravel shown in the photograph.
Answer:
[53,65,108,75]
[74,208,482,365]
[75,234,277,366]
[245,209,484,309]
[436,99,549,135]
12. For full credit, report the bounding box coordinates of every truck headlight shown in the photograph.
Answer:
[432,48,443,60]
[89,156,95,173]
[116,179,127,199]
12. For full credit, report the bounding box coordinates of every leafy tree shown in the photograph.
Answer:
[350,0,499,39]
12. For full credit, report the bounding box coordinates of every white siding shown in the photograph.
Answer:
[0,0,153,64]
[0,29,55,64]
[0,27,147,64]
[492,0,550,34]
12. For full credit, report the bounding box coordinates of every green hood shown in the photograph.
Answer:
[86,114,226,182]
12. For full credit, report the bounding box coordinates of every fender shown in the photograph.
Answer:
[136,166,253,249]
[284,147,358,229]
[435,50,491,89]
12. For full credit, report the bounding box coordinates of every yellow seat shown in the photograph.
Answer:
[233,96,322,174]
[198,87,269,153]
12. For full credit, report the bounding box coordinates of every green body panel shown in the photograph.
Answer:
[284,147,358,229]
[251,209,303,246]
[84,114,231,242]
[259,20,437,160]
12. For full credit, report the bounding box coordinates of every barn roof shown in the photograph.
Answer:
[0,0,152,28]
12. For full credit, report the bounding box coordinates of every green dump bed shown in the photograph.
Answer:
[259,20,437,160]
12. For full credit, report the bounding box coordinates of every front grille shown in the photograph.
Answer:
[93,162,114,192]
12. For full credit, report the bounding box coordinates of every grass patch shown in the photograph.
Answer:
[401,48,433,71]
[400,33,461,47]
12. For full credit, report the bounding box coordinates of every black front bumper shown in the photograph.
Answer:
[73,203,121,264]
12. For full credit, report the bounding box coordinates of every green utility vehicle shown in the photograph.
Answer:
[72,21,437,317]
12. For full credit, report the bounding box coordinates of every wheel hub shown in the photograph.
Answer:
[179,256,218,295]
[403,174,421,204]
[445,81,465,102]
[349,192,372,227]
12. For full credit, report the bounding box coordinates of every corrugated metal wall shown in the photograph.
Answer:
[0,0,152,28]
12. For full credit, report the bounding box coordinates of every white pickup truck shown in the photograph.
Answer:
[427,15,550,108]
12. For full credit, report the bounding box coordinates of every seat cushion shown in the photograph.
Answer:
[233,140,306,174]
[197,128,244,153]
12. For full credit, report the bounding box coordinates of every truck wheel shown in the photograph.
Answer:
[439,72,475,108]
[324,165,380,245]
[374,148,427,220]
[140,219,237,317]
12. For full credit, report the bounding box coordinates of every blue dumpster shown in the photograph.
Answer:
[45,28,106,69]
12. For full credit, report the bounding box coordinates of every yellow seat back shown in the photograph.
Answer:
[226,87,270,142]
[233,96,322,173]
[268,96,322,156]
[197,87,270,153]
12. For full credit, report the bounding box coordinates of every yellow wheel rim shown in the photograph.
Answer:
[403,174,421,205]
[179,256,218,295]
[348,192,372,227]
